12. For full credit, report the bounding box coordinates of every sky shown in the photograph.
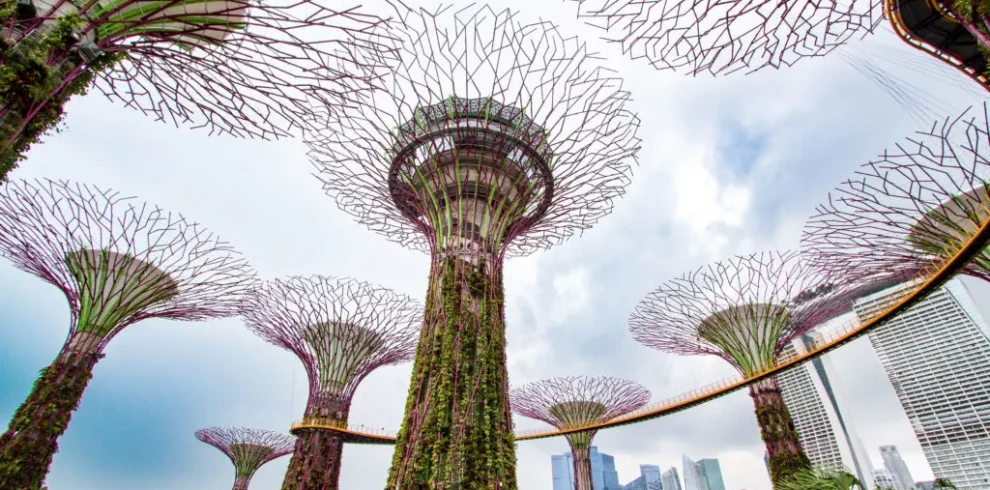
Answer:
[1,1,990,489]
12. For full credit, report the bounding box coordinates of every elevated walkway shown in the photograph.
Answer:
[293,206,990,444]
[886,0,990,87]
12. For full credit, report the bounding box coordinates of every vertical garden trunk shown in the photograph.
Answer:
[0,348,101,490]
[233,476,251,490]
[386,255,517,490]
[569,444,594,490]
[749,377,811,488]
[0,18,122,182]
[281,395,350,490]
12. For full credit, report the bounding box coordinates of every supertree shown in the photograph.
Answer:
[564,0,990,89]
[0,0,392,181]
[510,377,650,490]
[628,250,858,487]
[0,178,256,489]
[306,2,641,489]
[195,427,296,490]
[240,275,421,490]
[803,103,990,285]
[563,0,884,75]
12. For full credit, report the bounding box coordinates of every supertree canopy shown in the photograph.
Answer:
[629,250,855,487]
[0,0,392,181]
[511,376,650,490]
[306,2,640,489]
[803,103,990,284]
[241,275,421,490]
[195,427,295,490]
[564,0,883,75]
[0,179,256,489]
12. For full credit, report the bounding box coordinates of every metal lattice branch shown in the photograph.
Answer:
[565,0,883,75]
[511,376,650,430]
[803,103,990,283]
[241,275,422,405]
[0,179,258,353]
[307,1,641,259]
[629,250,848,376]
[5,0,394,139]
[195,427,294,479]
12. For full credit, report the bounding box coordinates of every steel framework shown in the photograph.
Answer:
[195,427,295,490]
[307,2,641,489]
[511,376,650,490]
[0,178,256,489]
[241,275,421,490]
[0,0,392,180]
[628,250,854,486]
[565,0,883,75]
[803,103,990,284]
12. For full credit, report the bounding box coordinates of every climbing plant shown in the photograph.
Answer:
[387,256,517,490]
[0,16,125,181]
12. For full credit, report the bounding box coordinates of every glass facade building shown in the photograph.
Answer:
[551,446,620,490]
[776,332,874,484]
[698,459,725,490]
[853,279,990,489]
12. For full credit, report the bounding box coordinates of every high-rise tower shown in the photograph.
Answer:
[683,455,709,490]
[853,278,990,488]
[879,446,917,490]
[698,459,725,490]
[663,467,683,490]
[776,333,875,484]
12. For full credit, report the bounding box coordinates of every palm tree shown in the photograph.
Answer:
[780,467,866,490]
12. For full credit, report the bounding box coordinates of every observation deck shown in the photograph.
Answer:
[288,417,397,445]
[306,202,990,443]
[886,0,990,87]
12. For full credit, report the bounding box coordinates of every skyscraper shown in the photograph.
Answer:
[775,333,874,484]
[553,453,575,490]
[683,455,709,490]
[641,465,663,490]
[875,469,898,489]
[853,278,990,488]
[623,465,664,490]
[663,467,683,490]
[880,446,916,490]
[550,446,618,490]
[698,459,725,490]
[602,453,621,490]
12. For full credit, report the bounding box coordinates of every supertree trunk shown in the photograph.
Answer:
[233,477,251,490]
[0,342,101,490]
[749,377,811,488]
[387,255,517,490]
[281,395,350,490]
[567,433,598,490]
[0,23,122,180]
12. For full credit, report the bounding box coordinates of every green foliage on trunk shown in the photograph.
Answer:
[280,430,345,490]
[386,255,517,490]
[0,351,100,490]
[0,16,124,181]
[750,380,812,489]
[778,467,865,490]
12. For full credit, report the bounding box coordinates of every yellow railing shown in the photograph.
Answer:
[289,417,398,440]
[300,204,990,444]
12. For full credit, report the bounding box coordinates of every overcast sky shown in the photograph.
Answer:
[1,1,990,490]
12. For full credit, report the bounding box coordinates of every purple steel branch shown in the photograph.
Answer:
[511,376,651,428]
[0,178,257,352]
[241,275,422,405]
[195,426,295,490]
[565,0,883,75]
[4,1,394,140]
[307,1,641,260]
[803,103,990,283]
[629,250,845,367]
